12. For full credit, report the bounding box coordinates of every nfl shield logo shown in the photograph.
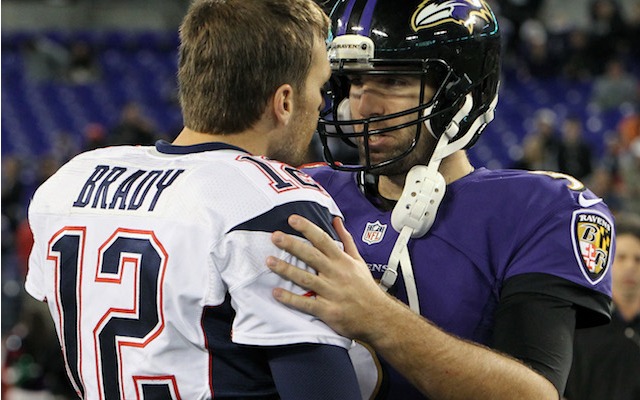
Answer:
[362,221,387,245]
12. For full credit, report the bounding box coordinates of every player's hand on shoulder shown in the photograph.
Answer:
[267,214,390,340]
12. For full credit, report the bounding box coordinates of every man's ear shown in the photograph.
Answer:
[272,83,295,126]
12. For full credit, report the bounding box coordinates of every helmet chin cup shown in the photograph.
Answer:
[391,164,446,238]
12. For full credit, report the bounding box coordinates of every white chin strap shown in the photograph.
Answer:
[379,92,498,314]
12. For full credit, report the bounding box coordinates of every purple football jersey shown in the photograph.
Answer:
[304,165,614,399]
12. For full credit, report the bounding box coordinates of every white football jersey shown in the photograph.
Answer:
[26,141,351,400]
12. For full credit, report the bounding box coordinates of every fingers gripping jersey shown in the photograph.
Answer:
[304,165,615,399]
[25,141,351,400]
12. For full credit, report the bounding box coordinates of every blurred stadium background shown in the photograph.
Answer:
[1,0,639,398]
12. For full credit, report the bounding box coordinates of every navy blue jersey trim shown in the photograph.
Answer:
[202,298,279,397]
[266,344,361,399]
[155,140,249,155]
[229,201,339,241]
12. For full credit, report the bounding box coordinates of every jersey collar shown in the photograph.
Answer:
[155,140,250,155]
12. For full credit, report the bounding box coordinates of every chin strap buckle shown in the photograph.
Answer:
[391,165,446,238]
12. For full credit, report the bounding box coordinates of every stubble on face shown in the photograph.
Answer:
[360,119,436,177]
[352,78,438,177]
[270,38,329,167]
[272,107,316,166]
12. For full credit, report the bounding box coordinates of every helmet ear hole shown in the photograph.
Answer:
[444,74,473,101]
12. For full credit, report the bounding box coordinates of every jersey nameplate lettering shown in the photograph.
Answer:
[73,165,184,212]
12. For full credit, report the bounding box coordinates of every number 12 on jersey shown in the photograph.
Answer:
[47,226,178,400]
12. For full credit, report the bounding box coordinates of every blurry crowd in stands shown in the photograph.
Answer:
[497,0,639,82]
[491,0,640,219]
[1,99,164,398]
[21,36,101,85]
[514,107,640,215]
[1,0,639,398]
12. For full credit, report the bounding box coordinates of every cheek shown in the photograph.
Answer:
[307,87,323,110]
[294,111,316,140]
[614,259,637,277]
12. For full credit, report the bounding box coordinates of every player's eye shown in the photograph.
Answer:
[380,77,409,87]
[348,76,363,87]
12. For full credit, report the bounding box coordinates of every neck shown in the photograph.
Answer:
[378,150,474,201]
[172,127,269,155]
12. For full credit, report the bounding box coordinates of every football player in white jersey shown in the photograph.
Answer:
[24,1,362,399]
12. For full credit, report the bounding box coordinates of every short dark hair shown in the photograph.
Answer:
[178,0,329,134]
[615,212,640,239]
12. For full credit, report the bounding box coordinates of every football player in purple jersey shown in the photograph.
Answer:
[267,0,616,399]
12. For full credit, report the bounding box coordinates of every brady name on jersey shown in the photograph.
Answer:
[26,142,350,399]
[71,165,185,212]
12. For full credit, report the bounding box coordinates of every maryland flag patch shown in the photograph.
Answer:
[571,210,613,285]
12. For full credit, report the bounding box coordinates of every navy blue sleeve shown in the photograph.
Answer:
[266,344,361,400]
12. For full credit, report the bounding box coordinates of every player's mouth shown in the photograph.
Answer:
[365,134,393,149]
[623,277,639,286]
